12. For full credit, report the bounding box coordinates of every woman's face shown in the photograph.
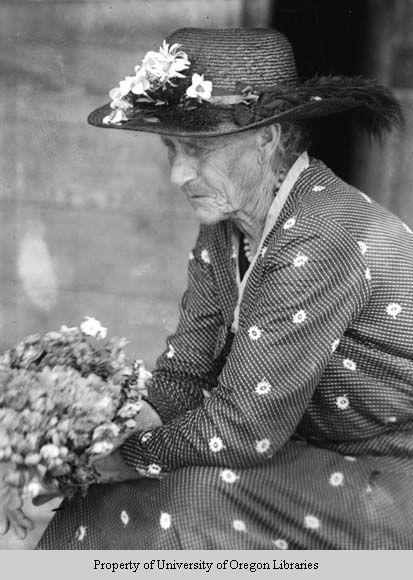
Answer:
[161,132,262,225]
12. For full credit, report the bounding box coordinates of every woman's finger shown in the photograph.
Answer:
[12,523,27,541]
[0,515,10,535]
[8,508,34,537]
[15,508,34,531]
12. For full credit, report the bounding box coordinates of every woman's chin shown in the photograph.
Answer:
[192,206,225,225]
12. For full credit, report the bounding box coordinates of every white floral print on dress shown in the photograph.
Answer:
[344,455,357,462]
[283,217,296,230]
[292,310,307,324]
[201,248,210,264]
[188,250,194,260]
[248,326,262,341]
[304,515,321,530]
[312,185,325,192]
[256,439,271,454]
[261,246,268,258]
[343,358,356,371]
[386,416,397,423]
[357,241,368,255]
[255,380,272,395]
[141,431,152,443]
[272,538,289,549]
[166,344,175,359]
[331,339,340,352]
[160,512,171,529]
[209,436,224,453]
[293,253,309,268]
[386,303,402,319]
[329,472,344,486]
[220,469,239,484]
[148,463,161,476]
[232,519,247,532]
[120,510,130,526]
[365,268,371,281]
[76,525,87,541]
[336,395,350,410]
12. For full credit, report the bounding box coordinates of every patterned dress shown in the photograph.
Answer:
[38,156,413,549]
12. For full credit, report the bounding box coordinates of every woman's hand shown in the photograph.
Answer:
[92,449,142,484]
[92,400,163,485]
[0,464,34,540]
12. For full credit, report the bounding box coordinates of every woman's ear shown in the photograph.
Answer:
[256,124,281,164]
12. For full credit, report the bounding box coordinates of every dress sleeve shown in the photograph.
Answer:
[121,214,371,476]
[144,226,226,423]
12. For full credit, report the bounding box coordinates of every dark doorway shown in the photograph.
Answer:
[271,0,368,180]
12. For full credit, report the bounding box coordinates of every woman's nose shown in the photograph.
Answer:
[170,155,198,188]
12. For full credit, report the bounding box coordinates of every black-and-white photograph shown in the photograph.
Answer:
[0,0,412,552]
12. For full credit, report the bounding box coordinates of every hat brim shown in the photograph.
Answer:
[87,76,403,138]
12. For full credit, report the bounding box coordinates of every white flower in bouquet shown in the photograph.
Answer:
[22,477,43,499]
[80,316,107,339]
[0,317,146,499]
[90,440,114,455]
[92,423,120,441]
[117,401,143,419]
[40,444,60,461]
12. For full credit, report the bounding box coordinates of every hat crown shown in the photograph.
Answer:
[166,27,298,92]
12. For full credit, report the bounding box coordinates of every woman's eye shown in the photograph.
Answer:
[185,143,201,156]
[163,139,175,150]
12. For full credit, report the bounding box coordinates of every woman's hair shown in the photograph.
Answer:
[275,121,311,169]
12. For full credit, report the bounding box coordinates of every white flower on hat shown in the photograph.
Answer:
[186,73,213,101]
[103,108,130,125]
[80,316,107,339]
[130,68,151,95]
[142,41,190,82]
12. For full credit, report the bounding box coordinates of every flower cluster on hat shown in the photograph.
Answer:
[103,39,214,125]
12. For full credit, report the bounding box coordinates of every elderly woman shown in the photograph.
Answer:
[6,28,413,549]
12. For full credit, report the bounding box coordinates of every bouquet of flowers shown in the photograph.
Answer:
[0,317,152,500]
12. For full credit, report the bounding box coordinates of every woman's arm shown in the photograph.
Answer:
[120,214,371,475]
[144,225,227,423]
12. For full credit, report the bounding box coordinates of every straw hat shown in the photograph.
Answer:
[87,27,402,138]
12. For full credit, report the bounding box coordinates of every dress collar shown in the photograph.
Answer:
[231,151,310,332]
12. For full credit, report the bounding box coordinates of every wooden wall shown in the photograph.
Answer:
[0,0,243,362]
[0,0,244,549]
[352,0,413,226]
